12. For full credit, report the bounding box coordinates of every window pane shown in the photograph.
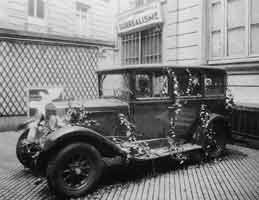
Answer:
[176,70,201,97]
[251,0,259,54]
[228,28,245,56]
[251,24,259,54]
[28,0,34,16]
[251,0,259,24]
[121,32,139,65]
[210,1,223,58]
[227,0,245,56]
[141,27,162,64]
[211,1,222,31]
[211,31,222,57]
[101,74,130,99]
[227,0,245,28]
[37,0,44,18]
[152,73,168,97]
[205,72,224,95]
[121,27,161,65]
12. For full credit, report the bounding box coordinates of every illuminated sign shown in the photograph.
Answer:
[117,2,162,34]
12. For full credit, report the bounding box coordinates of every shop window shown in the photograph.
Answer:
[121,26,162,65]
[135,72,168,99]
[28,0,45,19]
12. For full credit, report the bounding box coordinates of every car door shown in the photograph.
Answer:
[170,69,203,141]
[131,70,173,139]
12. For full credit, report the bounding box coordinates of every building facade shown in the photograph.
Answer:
[0,0,117,41]
[117,0,259,106]
[0,0,118,117]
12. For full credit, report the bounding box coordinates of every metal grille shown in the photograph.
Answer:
[121,32,140,65]
[121,25,162,65]
[0,37,100,116]
[141,27,162,64]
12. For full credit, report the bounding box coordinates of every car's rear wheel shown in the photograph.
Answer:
[46,143,103,198]
[205,121,227,159]
[16,130,34,169]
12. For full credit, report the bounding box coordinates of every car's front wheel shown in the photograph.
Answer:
[16,130,35,169]
[46,143,103,198]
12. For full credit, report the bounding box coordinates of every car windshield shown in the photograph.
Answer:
[100,73,131,100]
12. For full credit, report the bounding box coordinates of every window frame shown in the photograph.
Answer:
[174,69,203,99]
[208,0,259,63]
[99,72,131,100]
[75,2,90,36]
[28,0,45,18]
[133,71,170,100]
[204,71,225,97]
[28,0,46,25]
[121,26,162,65]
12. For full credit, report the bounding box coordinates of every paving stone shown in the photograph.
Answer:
[0,145,258,200]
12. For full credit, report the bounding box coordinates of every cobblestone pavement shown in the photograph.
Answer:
[0,132,258,200]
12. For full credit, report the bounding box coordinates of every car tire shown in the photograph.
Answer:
[205,121,227,159]
[46,143,103,198]
[16,130,34,169]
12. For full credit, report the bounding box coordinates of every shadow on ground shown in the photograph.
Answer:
[82,147,249,199]
[1,146,250,200]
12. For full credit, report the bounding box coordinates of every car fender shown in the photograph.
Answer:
[42,126,126,157]
[207,113,231,141]
[16,118,36,131]
[206,113,227,127]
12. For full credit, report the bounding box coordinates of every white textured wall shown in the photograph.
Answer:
[163,0,202,65]
[0,0,117,42]
[228,74,259,105]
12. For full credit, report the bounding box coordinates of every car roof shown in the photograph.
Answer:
[97,64,226,73]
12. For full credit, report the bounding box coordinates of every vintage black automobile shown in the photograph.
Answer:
[16,64,231,197]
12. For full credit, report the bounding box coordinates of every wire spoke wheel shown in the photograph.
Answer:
[46,143,103,198]
[61,153,92,189]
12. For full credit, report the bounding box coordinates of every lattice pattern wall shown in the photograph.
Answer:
[0,37,99,116]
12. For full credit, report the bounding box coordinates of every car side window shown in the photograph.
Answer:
[205,72,224,95]
[176,70,202,97]
[135,72,169,99]
[135,74,152,98]
[152,73,168,97]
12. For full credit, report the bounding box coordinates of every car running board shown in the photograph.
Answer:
[131,143,202,161]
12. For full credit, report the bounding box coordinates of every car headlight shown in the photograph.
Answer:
[48,115,58,130]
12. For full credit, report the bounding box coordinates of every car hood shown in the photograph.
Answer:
[46,98,129,113]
